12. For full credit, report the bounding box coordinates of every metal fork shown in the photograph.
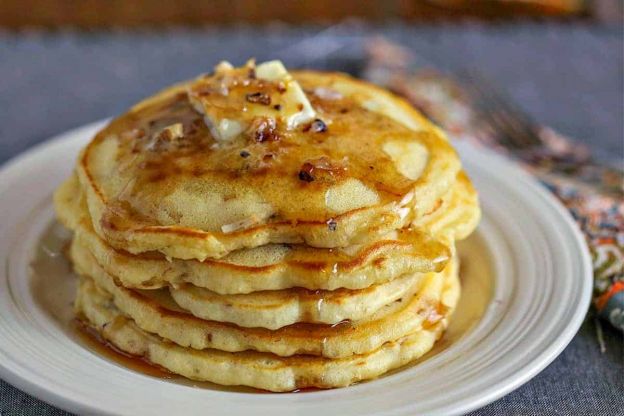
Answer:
[456,70,543,150]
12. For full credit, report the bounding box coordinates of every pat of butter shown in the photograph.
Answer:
[188,92,245,142]
[256,60,316,129]
[188,60,316,142]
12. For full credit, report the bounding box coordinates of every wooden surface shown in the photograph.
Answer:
[0,0,596,30]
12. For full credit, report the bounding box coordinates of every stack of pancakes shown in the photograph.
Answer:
[54,61,480,392]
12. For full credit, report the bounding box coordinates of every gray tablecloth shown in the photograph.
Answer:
[0,23,622,416]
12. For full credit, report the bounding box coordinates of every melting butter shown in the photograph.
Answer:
[188,59,316,142]
[256,60,316,129]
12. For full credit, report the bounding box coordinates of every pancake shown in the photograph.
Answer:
[70,238,456,358]
[69,235,426,329]
[168,272,424,329]
[55,167,479,294]
[75,271,458,392]
[53,59,481,392]
[413,171,481,241]
[56,173,451,293]
[75,64,461,260]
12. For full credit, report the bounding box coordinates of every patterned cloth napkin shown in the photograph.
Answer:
[362,38,624,332]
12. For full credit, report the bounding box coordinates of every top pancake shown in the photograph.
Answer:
[75,61,461,260]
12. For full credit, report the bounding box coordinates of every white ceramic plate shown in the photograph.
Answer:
[0,121,592,416]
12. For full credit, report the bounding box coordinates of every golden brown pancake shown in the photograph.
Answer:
[70,238,457,359]
[414,171,481,242]
[53,59,481,392]
[168,272,425,330]
[75,270,459,392]
[55,167,481,293]
[55,172,452,292]
[70,231,430,329]
[75,68,461,260]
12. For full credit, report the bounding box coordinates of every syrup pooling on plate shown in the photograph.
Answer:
[73,318,175,379]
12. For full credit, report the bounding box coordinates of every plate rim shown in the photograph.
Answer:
[0,120,593,416]
[448,140,593,415]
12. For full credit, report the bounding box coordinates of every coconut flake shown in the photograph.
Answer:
[314,87,343,100]
[397,206,411,221]
[221,215,261,234]
[399,191,415,207]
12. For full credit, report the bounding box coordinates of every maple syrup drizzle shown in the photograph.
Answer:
[72,318,174,379]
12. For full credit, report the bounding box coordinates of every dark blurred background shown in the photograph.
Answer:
[0,0,622,29]
[1,0,622,164]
